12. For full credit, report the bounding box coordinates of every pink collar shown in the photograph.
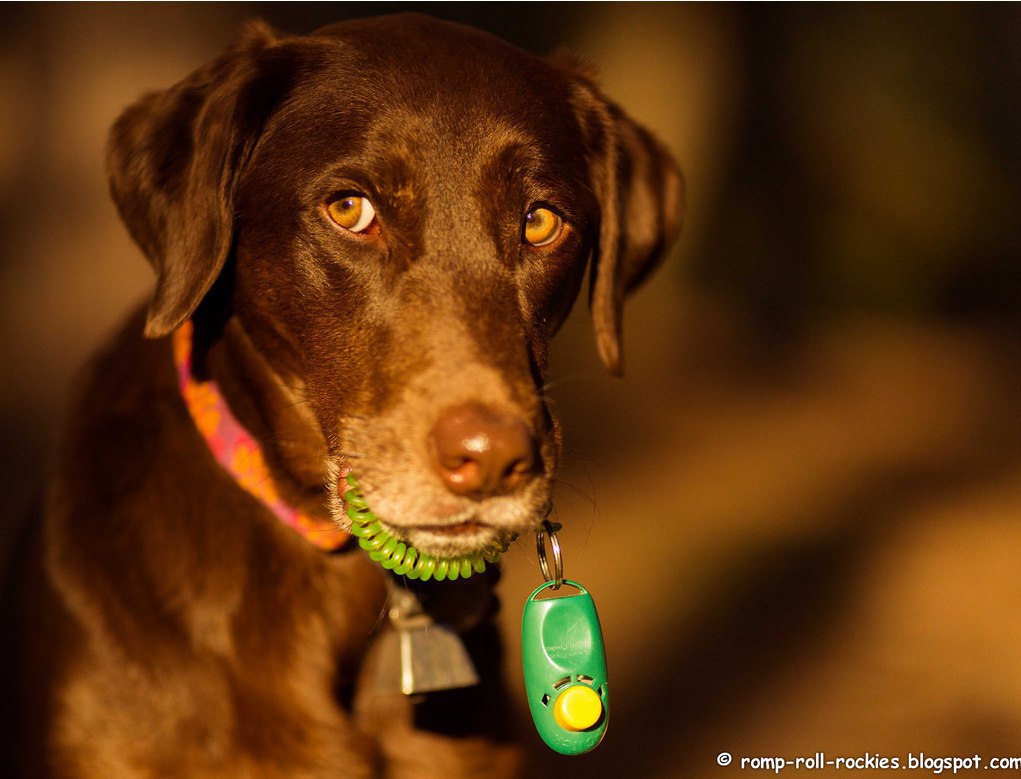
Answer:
[173,321,348,552]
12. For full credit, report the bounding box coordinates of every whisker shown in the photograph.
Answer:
[553,473,597,510]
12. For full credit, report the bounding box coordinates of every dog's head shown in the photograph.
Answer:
[107,14,682,560]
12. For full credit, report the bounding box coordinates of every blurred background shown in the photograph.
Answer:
[2,3,1020,775]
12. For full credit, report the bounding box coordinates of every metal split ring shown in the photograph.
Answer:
[536,519,564,590]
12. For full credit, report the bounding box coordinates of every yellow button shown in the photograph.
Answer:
[553,685,602,732]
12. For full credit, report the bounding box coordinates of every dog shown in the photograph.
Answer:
[1,13,681,777]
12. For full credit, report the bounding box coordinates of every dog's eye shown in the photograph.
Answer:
[326,195,377,234]
[523,207,563,247]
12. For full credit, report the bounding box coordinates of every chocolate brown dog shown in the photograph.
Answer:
[2,13,681,777]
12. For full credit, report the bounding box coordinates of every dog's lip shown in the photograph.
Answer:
[338,474,494,535]
[406,520,507,557]
[411,519,488,536]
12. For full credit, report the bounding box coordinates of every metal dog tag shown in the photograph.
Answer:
[375,586,479,695]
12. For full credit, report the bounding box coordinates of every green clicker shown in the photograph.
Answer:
[521,522,609,755]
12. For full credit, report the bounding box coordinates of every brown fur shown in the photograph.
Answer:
[2,14,681,777]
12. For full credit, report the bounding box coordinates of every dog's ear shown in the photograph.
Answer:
[565,65,685,376]
[107,20,288,338]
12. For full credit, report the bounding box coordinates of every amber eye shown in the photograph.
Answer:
[523,207,563,247]
[326,195,377,233]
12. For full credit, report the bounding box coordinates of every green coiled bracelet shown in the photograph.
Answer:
[343,473,511,581]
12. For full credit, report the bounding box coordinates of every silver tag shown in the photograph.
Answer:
[375,586,480,695]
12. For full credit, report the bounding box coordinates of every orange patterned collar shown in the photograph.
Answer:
[172,321,348,551]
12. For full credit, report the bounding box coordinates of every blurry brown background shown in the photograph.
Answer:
[3,3,1021,776]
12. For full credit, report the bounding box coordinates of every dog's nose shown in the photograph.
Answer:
[429,403,538,499]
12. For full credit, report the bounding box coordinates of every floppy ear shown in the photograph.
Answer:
[107,21,287,338]
[569,75,685,375]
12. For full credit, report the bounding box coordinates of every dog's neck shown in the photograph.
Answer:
[173,320,348,551]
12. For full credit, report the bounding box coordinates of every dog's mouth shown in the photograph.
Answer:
[406,519,490,544]
[406,518,509,556]
[334,470,522,581]
[418,520,485,538]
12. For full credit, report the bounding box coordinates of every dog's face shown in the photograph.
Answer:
[107,14,682,559]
